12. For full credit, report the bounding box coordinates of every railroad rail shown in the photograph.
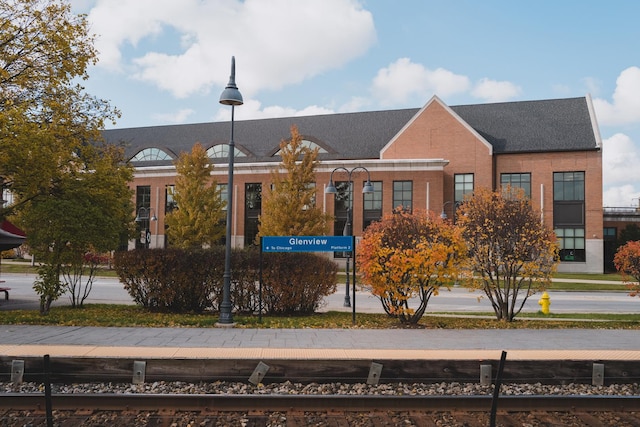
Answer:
[2,393,640,412]
[1,394,640,426]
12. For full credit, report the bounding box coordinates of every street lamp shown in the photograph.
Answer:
[218,56,243,326]
[440,201,453,219]
[325,167,374,307]
[134,207,157,249]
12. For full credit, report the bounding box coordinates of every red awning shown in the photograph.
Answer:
[0,220,26,251]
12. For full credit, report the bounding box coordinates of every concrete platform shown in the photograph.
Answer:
[1,326,639,360]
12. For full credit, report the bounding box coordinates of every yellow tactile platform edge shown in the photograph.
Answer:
[2,345,640,360]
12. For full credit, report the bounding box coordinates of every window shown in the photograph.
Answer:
[131,148,172,162]
[135,186,151,249]
[333,181,351,232]
[501,173,531,198]
[363,181,382,229]
[553,171,585,262]
[554,172,584,201]
[554,228,585,262]
[207,144,246,158]
[393,181,412,211]
[217,183,228,210]
[454,174,474,203]
[603,227,617,241]
[274,139,328,156]
[165,185,177,214]
[244,183,262,246]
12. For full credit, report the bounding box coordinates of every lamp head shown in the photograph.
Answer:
[362,180,374,194]
[219,56,243,106]
[325,180,337,194]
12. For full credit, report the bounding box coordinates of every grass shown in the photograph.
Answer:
[2,304,639,330]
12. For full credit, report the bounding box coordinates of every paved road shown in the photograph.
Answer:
[1,272,639,314]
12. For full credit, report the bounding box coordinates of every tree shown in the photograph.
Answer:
[613,241,640,297]
[258,125,331,238]
[618,224,640,247]
[1,0,119,219]
[165,143,226,248]
[19,144,134,312]
[357,208,466,324]
[457,187,559,321]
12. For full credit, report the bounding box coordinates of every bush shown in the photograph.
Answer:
[114,247,337,315]
[114,248,220,312]
[261,252,337,314]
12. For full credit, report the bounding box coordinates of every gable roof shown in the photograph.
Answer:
[381,95,494,157]
[102,96,599,165]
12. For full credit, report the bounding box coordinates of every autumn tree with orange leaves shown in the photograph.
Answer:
[457,187,559,321]
[357,208,466,324]
[614,241,640,297]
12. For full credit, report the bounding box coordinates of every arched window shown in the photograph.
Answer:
[274,139,328,156]
[207,144,247,158]
[131,148,172,162]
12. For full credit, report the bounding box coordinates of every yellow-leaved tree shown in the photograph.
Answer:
[457,187,559,321]
[357,208,466,324]
[165,143,226,248]
[258,125,331,238]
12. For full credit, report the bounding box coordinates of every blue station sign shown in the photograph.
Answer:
[262,236,353,253]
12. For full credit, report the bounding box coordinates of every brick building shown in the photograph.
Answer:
[103,95,604,273]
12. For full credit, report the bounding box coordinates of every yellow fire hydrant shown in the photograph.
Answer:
[538,292,551,315]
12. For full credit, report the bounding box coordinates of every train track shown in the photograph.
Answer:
[1,393,640,426]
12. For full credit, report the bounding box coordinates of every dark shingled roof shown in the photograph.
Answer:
[451,96,599,153]
[102,96,599,165]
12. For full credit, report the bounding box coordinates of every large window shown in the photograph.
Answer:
[393,181,412,211]
[454,174,474,203]
[244,183,262,246]
[165,185,177,214]
[501,173,531,198]
[207,144,246,159]
[135,186,151,249]
[131,148,172,162]
[333,181,351,233]
[363,181,382,229]
[554,171,585,262]
[217,183,228,211]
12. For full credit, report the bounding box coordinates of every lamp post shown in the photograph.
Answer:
[217,56,243,326]
[440,201,453,219]
[325,167,374,307]
[134,207,157,249]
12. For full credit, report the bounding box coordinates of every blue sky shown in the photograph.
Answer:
[70,0,640,207]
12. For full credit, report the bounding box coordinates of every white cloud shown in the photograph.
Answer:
[471,78,521,103]
[152,108,195,124]
[602,133,640,184]
[87,0,376,98]
[592,66,640,126]
[371,58,470,106]
[214,99,335,122]
[603,184,640,208]
[602,133,640,206]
